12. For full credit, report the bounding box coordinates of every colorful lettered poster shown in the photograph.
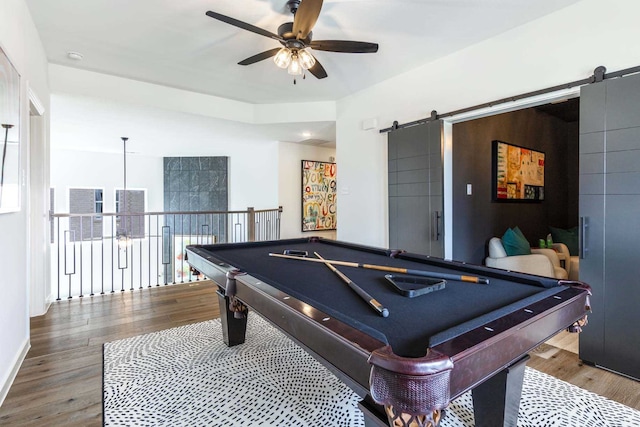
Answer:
[302,160,337,231]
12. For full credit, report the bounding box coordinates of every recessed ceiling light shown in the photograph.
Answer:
[67,51,83,61]
[302,131,311,138]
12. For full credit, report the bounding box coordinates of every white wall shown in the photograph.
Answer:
[0,0,50,406]
[49,65,336,126]
[336,0,640,248]
[49,95,281,213]
[50,150,164,213]
[277,142,336,239]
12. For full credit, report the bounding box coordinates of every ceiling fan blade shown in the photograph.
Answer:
[307,57,328,79]
[292,0,323,40]
[310,40,378,53]
[206,11,283,42]
[238,48,282,66]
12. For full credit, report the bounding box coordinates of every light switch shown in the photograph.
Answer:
[466,184,472,195]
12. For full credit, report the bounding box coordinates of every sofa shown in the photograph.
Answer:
[485,237,569,279]
[550,241,579,281]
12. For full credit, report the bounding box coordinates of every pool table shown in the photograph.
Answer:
[185,237,591,427]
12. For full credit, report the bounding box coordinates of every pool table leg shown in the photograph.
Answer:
[471,354,530,427]
[359,400,442,427]
[216,288,248,347]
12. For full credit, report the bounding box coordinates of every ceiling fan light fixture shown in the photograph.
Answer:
[298,48,315,70]
[273,47,292,68]
[287,53,303,76]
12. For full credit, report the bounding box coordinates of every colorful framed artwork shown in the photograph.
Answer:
[302,160,337,231]
[0,46,21,213]
[492,140,545,201]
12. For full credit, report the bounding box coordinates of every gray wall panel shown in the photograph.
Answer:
[388,142,398,160]
[388,197,398,248]
[606,126,640,152]
[429,167,443,182]
[388,171,397,185]
[577,192,606,363]
[397,183,430,197]
[601,195,640,379]
[395,196,430,253]
[580,82,606,134]
[579,174,605,195]
[396,127,429,158]
[388,160,397,173]
[606,149,640,173]
[397,155,428,171]
[579,131,604,154]
[606,172,640,194]
[397,169,429,184]
[427,121,443,158]
[579,153,605,175]
[606,73,640,130]
[388,120,444,256]
[578,72,640,380]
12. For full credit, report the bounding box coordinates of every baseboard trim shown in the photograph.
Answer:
[44,292,53,314]
[0,338,30,407]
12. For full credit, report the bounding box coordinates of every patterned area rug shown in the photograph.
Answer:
[104,316,640,427]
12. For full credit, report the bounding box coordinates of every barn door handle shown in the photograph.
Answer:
[579,216,588,259]
[432,211,441,241]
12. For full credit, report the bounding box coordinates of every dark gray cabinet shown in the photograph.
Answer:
[579,73,640,380]
[388,121,444,257]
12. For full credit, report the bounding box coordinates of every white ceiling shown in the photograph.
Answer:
[26,0,581,105]
[51,94,337,156]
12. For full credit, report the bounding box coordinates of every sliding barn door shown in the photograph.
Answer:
[388,120,444,257]
[579,72,640,380]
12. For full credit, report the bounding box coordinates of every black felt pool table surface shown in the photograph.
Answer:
[195,239,564,358]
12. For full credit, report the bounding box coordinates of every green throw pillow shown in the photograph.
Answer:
[512,226,527,243]
[550,226,579,256]
[502,227,531,256]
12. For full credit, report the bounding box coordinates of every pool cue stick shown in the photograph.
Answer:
[313,252,389,318]
[269,252,489,284]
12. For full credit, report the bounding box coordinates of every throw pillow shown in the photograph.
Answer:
[550,226,579,256]
[502,227,531,256]
[513,226,528,243]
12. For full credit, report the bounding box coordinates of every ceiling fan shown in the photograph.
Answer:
[205,0,378,83]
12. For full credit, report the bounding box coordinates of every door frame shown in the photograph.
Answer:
[27,85,50,317]
[440,87,580,259]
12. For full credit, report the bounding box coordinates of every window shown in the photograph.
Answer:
[94,189,103,218]
[68,188,103,241]
[115,189,146,239]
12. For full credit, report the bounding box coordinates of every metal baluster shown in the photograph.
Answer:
[148,214,152,288]
[111,217,115,293]
[157,214,160,286]
[79,215,83,297]
[162,223,171,285]
[129,215,133,291]
[101,216,105,295]
[56,216,61,300]
[64,230,76,299]
[90,216,94,296]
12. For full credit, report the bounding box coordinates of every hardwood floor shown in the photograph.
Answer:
[0,281,220,427]
[1,281,638,426]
